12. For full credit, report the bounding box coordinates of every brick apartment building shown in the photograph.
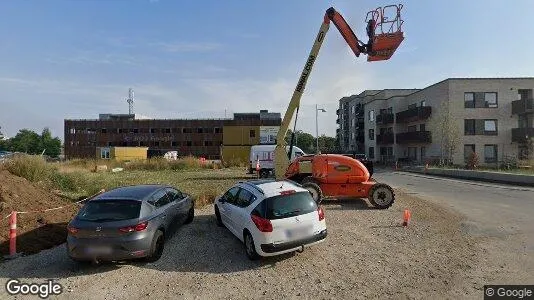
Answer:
[64,110,281,160]
[336,78,534,166]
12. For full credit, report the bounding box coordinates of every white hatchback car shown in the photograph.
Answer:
[214,179,327,260]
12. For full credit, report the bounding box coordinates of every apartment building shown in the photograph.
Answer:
[336,78,534,166]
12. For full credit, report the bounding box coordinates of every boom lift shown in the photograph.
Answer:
[274,5,404,209]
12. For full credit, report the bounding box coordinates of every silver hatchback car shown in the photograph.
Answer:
[66,184,194,263]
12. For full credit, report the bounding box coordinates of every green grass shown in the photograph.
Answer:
[429,165,534,176]
[2,155,252,208]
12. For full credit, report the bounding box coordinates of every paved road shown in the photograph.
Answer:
[374,170,534,283]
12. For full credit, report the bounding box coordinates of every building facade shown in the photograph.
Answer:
[336,78,534,166]
[65,110,281,160]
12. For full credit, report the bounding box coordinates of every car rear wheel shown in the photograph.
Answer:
[259,169,269,178]
[302,180,323,204]
[215,206,223,227]
[184,207,194,224]
[368,183,395,209]
[146,230,164,262]
[244,231,260,260]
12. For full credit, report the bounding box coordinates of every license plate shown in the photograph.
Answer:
[286,226,312,239]
[85,246,112,255]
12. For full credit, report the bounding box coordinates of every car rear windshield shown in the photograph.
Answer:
[262,191,317,220]
[77,200,141,222]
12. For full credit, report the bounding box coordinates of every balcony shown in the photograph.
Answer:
[512,98,534,114]
[512,127,534,143]
[376,133,394,145]
[376,113,394,125]
[396,131,432,144]
[396,106,432,123]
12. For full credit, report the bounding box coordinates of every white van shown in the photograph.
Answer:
[249,145,306,177]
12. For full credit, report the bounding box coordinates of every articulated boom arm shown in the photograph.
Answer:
[274,6,404,179]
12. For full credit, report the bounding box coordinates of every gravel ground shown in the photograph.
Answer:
[0,191,492,299]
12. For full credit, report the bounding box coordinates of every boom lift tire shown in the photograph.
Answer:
[302,180,323,204]
[368,183,395,209]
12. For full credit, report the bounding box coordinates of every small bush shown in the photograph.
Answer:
[466,152,479,170]
[5,154,56,182]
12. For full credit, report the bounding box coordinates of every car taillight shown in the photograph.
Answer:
[251,215,273,232]
[280,190,296,195]
[67,226,79,235]
[318,206,325,221]
[119,221,148,233]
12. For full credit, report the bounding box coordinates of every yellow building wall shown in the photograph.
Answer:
[111,147,148,161]
[223,126,260,146]
[221,145,251,165]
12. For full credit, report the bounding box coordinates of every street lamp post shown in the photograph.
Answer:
[316,104,326,154]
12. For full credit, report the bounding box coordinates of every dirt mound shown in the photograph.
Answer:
[0,170,80,256]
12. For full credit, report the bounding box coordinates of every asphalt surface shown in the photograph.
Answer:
[374,169,534,283]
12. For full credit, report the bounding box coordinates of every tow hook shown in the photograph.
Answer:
[297,246,304,253]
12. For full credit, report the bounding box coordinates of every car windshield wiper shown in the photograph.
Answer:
[79,217,124,222]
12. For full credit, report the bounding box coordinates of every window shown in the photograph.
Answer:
[464,119,475,135]
[154,141,160,147]
[204,141,213,146]
[236,188,255,208]
[419,124,426,132]
[351,105,355,114]
[420,100,426,107]
[69,128,76,134]
[214,127,222,134]
[222,187,240,205]
[387,107,393,114]
[262,192,317,220]
[484,92,498,108]
[77,200,141,222]
[140,141,147,146]
[368,147,375,159]
[150,128,157,133]
[164,128,171,133]
[186,141,192,146]
[100,148,110,159]
[183,128,193,133]
[368,129,374,140]
[484,144,498,163]
[133,128,139,134]
[150,190,171,208]
[408,147,417,160]
[204,128,213,134]
[464,92,475,108]
[101,128,107,134]
[408,125,417,132]
[484,120,497,135]
[351,132,355,140]
[172,141,178,147]
[351,119,355,127]
[421,147,426,161]
[197,128,203,134]
[369,110,375,122]
[165,188,183,202]
[249,129,256,138]
[464,144,475,162]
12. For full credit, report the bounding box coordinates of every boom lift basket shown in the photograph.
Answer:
[365,4,404,61]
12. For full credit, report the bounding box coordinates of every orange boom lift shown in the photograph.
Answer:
[274,5,404,209]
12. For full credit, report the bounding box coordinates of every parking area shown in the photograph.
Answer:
[0,190,486,299]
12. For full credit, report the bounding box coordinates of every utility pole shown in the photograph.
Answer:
[316,104,326,154]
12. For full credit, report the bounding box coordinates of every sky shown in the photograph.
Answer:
[1,0,534,140]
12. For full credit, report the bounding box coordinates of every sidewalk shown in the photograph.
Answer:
[399,166,534,187]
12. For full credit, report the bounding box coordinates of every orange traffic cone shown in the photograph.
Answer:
[402,209,411,227]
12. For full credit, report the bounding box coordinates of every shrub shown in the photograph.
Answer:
[194,189,220,208]
[4,154,56,182]
[466,152,479,170]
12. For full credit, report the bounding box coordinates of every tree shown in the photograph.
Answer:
[285,129,315,154]
[318,135,337,153]
[430,102,461,165]
[2,128,62,157]
[40,128,62,157]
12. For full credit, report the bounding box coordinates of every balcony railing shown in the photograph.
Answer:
[512,98,533,114]
[376,133,394,144]
[396,131,432,144]
[376,113,394,125]
[396,106,432,123]
[512,127,534,143]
